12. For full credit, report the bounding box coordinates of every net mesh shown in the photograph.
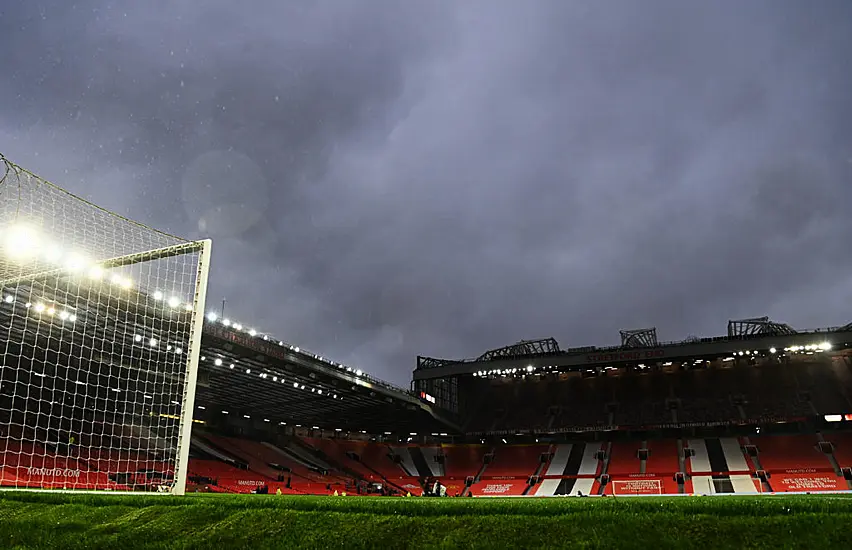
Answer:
[0,154,208,493]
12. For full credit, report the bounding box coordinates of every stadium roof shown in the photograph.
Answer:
[413,317,852,381]
[0,277,459,437]
[195,323,458,435]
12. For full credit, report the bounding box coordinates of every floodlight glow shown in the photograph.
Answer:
[46,307,56,316]
[88,265,104,279]
[63,252,88,272]
[175,347,183,354]
[819,342,832,351]
[34,303,46,313]
[149,338,158,347]
[769,347,777,354]
[233,323,243,331]
[183,304,193,312]
[43,244,63,263]
[355,369,362,376]
[68,314,77,322]
[248,329,257,336]
[134,334,143,342]
[167,297,180,308]
[207,312,217,322]
[153,291,164,300]
[3,295,13,303]
[222,319,231,326]
[3,224,41,260]
[214,358,222,366]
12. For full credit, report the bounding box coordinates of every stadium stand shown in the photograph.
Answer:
[750,434,833,473]
[606,442,642,476]
[442,444,488,480]
[483,444,549,478]
[825,432,852,469]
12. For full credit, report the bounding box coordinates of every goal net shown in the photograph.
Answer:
[0,154,210,494]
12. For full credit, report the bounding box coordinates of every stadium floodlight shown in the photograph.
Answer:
[0,154,211,496]
[819,342,832,351]
[63,252,89,273]
[2,223,41,260]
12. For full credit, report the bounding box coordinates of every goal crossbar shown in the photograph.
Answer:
[0,240,206,288]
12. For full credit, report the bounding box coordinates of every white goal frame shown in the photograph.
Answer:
[1,154,215,495]
[171,239,211,496]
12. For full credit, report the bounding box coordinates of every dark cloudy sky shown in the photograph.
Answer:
[2,1,851,386]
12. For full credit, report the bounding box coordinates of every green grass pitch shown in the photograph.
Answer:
[2,492,852,549]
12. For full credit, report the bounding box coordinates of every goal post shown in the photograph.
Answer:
[173,239,210,496]
[0,154,211,494]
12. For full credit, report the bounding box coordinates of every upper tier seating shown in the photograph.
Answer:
[462,359,852,432]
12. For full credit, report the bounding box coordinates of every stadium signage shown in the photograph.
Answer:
[27,467,81,478]
[480,483,514,495]
[585,349,665,363]
[776,475,841,492]
[611,479,661,495]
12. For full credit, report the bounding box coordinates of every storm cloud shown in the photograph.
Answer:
[1,0,851,385]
